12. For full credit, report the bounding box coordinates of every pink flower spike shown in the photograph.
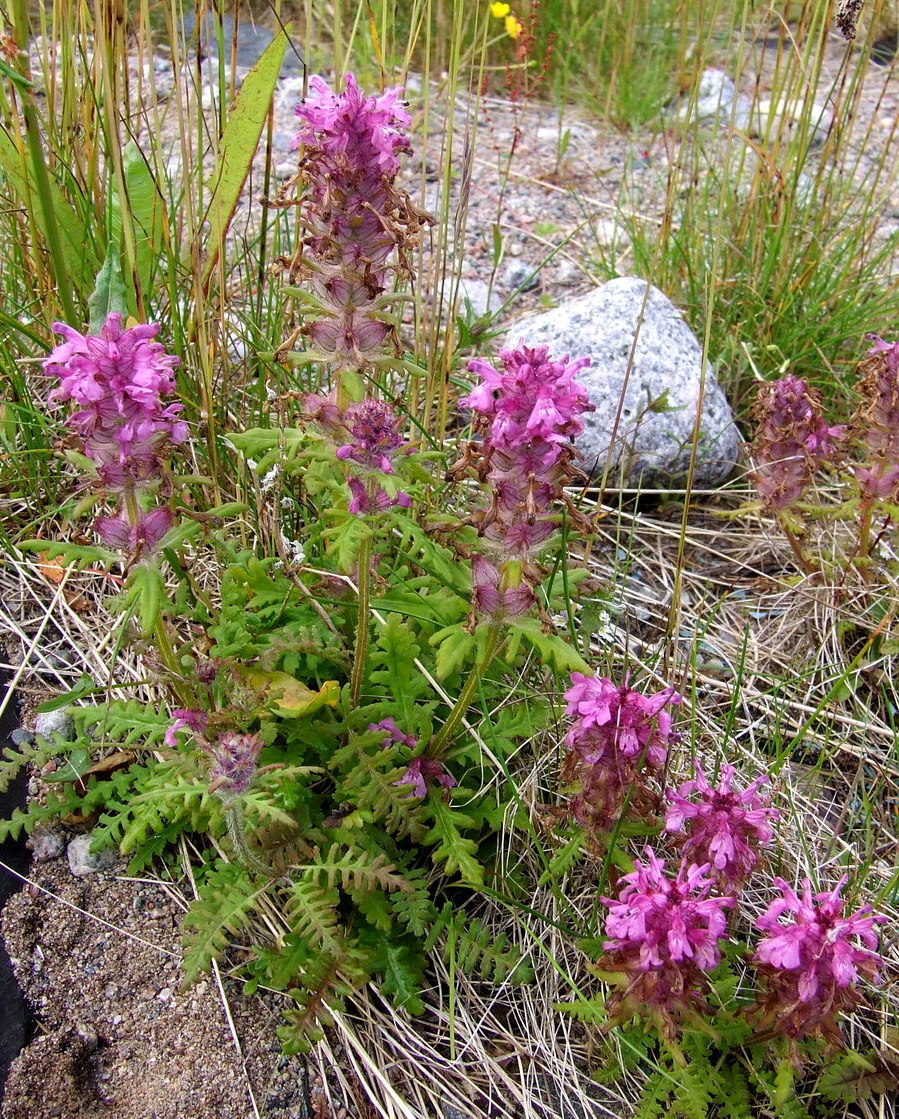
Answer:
[665,761,779,892]
[564,673,681,767]
[753,876,886,1044]
[43,314,184,492]
[599,848,733,1036]
[294,73,411,181]
[209,731,264,799]
[751,374,843,511]
[562,673,681,830]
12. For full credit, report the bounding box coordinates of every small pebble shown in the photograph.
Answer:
[66,834,116,877]
[34,710,76,742]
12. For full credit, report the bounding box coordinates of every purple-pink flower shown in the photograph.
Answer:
[44,314,186,485]
[600,848,733,1036]
[665,761,778,893]
[751,374,843,511]
[369,717,417,749]
[561,673,681,829]
[286,74,427,374]
[93,507,173,555]
[463,343,592,464]
[370,719,457,799]
[164,708,208,748]
[208,731,264,799]
[394,755,457,799]
[452,342,593,623]
[470,555,535,619]
[294,73,411,186]
[43,314,185,559]
[564,673,680,767]
[335,399,411,516]
[753,876,886,1045]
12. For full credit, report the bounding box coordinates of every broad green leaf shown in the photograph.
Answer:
[111,141,166,303]
[0,125,98,296]
[242,669,341,717]
[198,25,290,289]
[88,244,129,333]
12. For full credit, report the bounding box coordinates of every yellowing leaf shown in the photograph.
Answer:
[242,669,341,717]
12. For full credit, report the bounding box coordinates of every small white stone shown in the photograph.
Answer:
[67,834,116,877]
[749,98,833,145]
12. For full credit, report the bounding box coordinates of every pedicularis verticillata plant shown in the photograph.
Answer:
[4,70,887,1107]
[751,336,899,580]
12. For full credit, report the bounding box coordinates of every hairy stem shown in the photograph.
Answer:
[224,802,274,877]
[349,533,372,708]
[780,520,819,576]
[433,624,502,752]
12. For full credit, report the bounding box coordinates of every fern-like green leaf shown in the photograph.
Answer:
[182,861,268,985]
[422,798,484,886]
[716,1063,753,1119]
[632,1069,675,1119]
[283,873,341,954]
[671,1059,713,1119]
[308,843,411,894]
[367,613,431,719]
[390,867,439,935]
[818,1050,899,1101]
[277,943,371,1055]
[425,903,532,984]
[369,935,427,1015]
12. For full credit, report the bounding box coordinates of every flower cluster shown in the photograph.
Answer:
[455,342,593,619]
[561,673,680,828]
[287,73,429,375]
[600,849,733,1038]
[753,877,886,1046]
[751,374,843,512]
[851,336,899,501]
[665,762,778,893]
[336,398,412,515]
[208,731,265,800]
[43,314,185,557]
[165,709,263,802]
[489,1,524,38]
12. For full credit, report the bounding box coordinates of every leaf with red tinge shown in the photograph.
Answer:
[819,1051,899,1101]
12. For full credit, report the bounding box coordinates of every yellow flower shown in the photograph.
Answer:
[505,14,524,38]
[490,2,511,17]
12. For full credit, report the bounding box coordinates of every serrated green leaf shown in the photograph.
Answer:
[434,627,475,680]
[512,616,590,673]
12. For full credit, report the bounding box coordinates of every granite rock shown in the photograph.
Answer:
[503,277,742,488]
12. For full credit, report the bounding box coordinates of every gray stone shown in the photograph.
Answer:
[27,825,66,862]
[34,710,76,743]
[455,277,503,319]
[675,68,751,131]
[502,258,540,293]
[67,834,116,877]
[749,97,833,146]
[504,277,742,488]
